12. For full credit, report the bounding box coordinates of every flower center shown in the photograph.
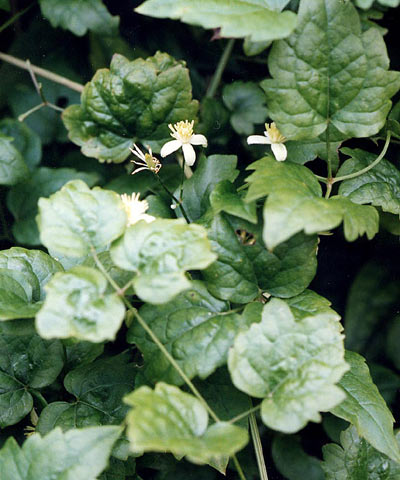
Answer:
[169,120,194,143]
[265,122,286,143]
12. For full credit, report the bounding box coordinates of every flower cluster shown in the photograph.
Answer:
[120,193,155,226]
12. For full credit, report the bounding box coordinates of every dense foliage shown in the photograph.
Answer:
[1,0,400,478]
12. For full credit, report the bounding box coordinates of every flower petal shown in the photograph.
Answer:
[160,139,182,158]
[247,135,271,145]
[182,143,196,166]
[190,134,208,147]
[271,143,287,162]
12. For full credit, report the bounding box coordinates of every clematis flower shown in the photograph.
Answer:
[247,122,287,162]
[160,120,207,166]
[120,193,155,226]
[130,143,162,174]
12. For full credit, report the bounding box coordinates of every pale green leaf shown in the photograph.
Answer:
[37,179,127,257]
[331,351,400,463]
[0,334,64,427]
[0,247,63,321]
[37,354,135,433]
[125,382,248,463]
[35,266,126,342]
[0,426,122,480]
[338,148,400,215]
[245,157,378,249]
[39,0,119,37]
[200,213,259,303]
[135,0,297,43]
[222,81,268,135]
[285,289,341,321]
[62,53,198,163]
[0,133,29,186]
[128,281,254,386]
[228,298,348,433]
[262,0,400,140]
[110,218,216,304]
[7,167,100,246]
[322,426,400,479]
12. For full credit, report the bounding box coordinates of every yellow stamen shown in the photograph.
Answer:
[169,120,194,143]
[265,122,286,144]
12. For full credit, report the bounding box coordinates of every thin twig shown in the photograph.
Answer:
[0,3,33,34]
[206,38,235,98]
[0,51,84,93]
[249,411,269,480]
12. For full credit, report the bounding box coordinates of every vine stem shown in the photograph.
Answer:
[0,52,84,93]
[206,38,235,98]
[30,389,48,408]
[90,248,248,478]
[332,130,391,183]
[155,174,190,223]
[0,4,33,34]
[228,404,261,424]
[249,411,269,480]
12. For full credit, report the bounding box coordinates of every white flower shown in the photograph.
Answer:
[247,122,287,162]
[120,193,155,226]
[160,120,207,166]
[130,144,162,174]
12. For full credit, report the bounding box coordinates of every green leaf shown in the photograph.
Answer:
[228,298,348,433]
[39,0,119,37]
[245,232,318,298]
[7,167,100,246]
[243,37,271,57]
[110,218,216,304]
[0,426,122,480]
[245,157,378,249]
[200,213,259,303]
[261,0,400,140]
[35,266,126,342]
[338,148,400,215]
[125,382,248,463]
[0,0,10,11]
[37,179,127,257]
[62,52,198,163]
[322,426,400,479]
[356,0,400,8]
[0,133,29,186]
[99,457,136,480]
[63,339,104,370]
[127,281,254,386]
[331,351,400,463]
[210,181,257,224]
[222,81,268,135]
[0,118,41,171]
[135,0,297,43]
[37,354,135,434]
[0,247,63,321]
[179,154,239,222]
[285,289,341,321]
[272,435,325,480]
[344,261,400,352]
[0,333,64,427]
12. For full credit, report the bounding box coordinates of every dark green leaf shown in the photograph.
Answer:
[338,148,400,215]
[322,426,400,479]
[228,298,348,433]
[262,0,400,140]
[222,82,268,135]
[0,133,29,186]
[125,382,248,463]
[35,266,126,342]
[200,213,259,303]
[7,167,100,246]
[0,247,63,320]
[39,0,119,37]
[331,351,400,463]
[0,334,64,427]
[128,281,253,386]
[110,219,216,304]
[62,53,198,163]
[210,181,257,224]
[179,154,238,222]
[0,426,122,480]
[37,354,135,433]
[0,119,41,171]
[63,339,104,370]
[37,180,127,257]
